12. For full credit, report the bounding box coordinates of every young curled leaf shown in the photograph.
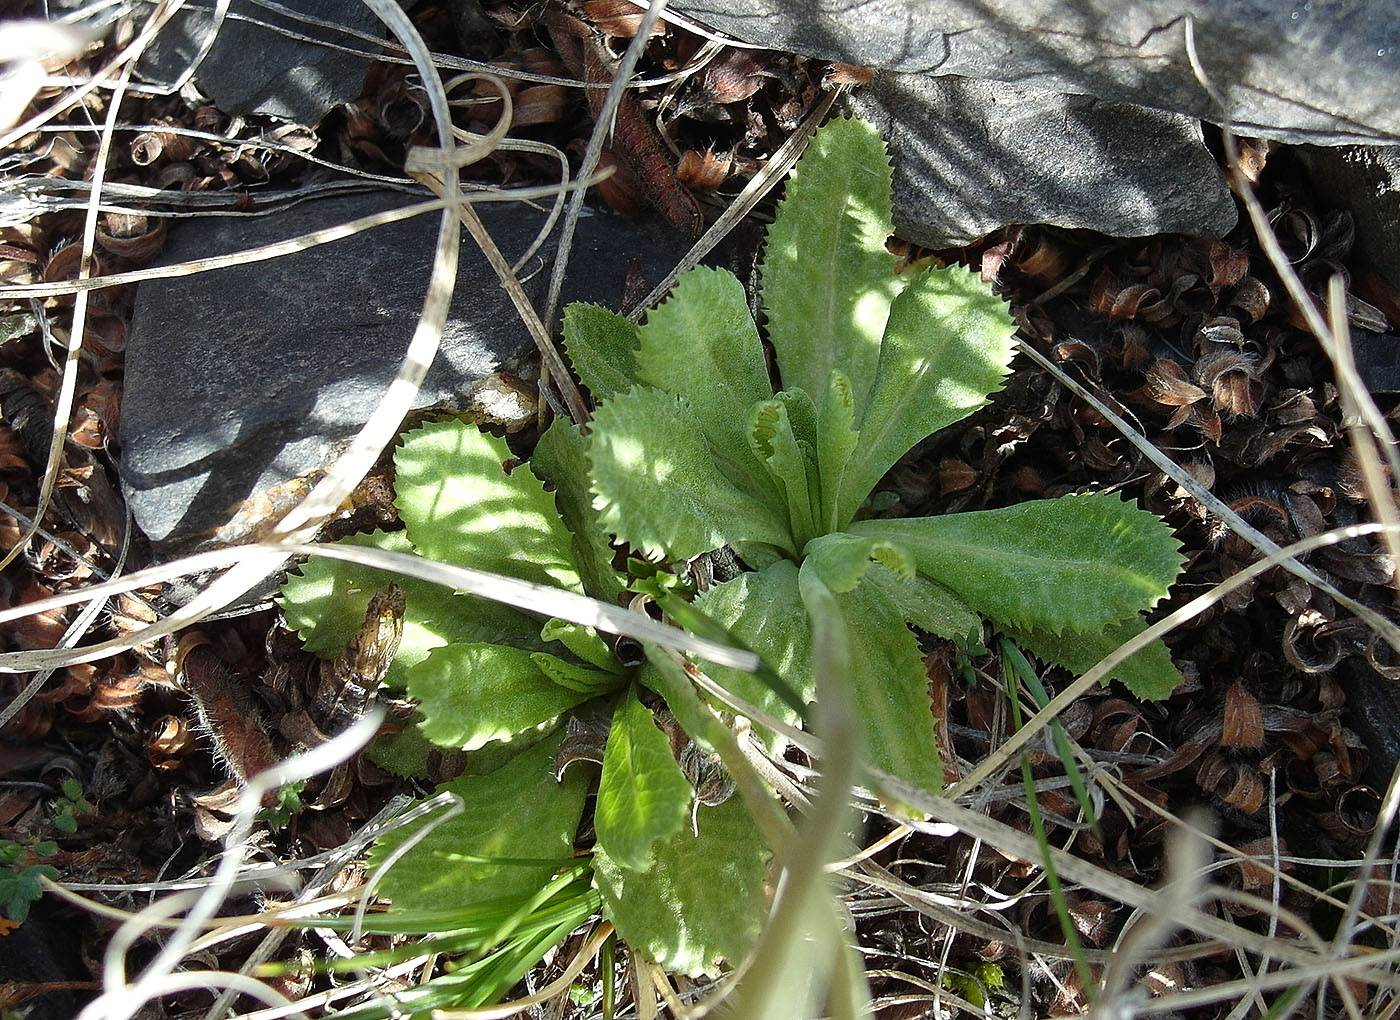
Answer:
[801,531,915,593]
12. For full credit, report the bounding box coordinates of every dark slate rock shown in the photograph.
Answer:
[1299,144,1400,291]
[119,189,689,566]
[847,73,1237,249]
[673,0,1400,144]
[134,0,378,125]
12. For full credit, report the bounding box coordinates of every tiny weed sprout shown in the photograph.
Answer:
[279,116,1184,1005]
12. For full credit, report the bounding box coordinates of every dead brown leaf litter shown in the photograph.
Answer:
[2,2,1400,1017]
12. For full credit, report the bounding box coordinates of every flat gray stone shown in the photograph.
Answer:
[1299,144,1400,291]
[119,189,689,563]
[135,0,378,125]
[848,74,1237,249]
[674,0,1400,144]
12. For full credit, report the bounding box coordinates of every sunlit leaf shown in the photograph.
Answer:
[593,797,769,978]
[397,420,582,592]
[370,731,588,912]
[409,644,601,751]
[761,116,901,416]
[837,265,1016,528]
[853,493,1184,634]
[278,530,536,690]
[589,386,794,560]
[594,685,693,871]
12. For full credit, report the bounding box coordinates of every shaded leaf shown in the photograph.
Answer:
[749,398,819,547]
[814,370,861,533]
[798,564,944,794]
[595,685,694,871]
[561,302,640,401]
[1006,617,1185,701]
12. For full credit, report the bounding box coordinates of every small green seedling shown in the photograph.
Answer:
[51,777,92,835]
[279,116,1184,1004]
[0,840,58,924]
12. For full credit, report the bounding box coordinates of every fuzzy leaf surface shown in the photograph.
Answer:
[815,370,861,531]
[409,644,601,750]
[749,398,819,547]
[691,561,815,750]
[594,685,694,872]
[637,267,776,499]
[561,302,640,401]
[1006,619,1184,701]
[838,265,1016,527]
[593,796,769,978]
[397,420,582,593]
[278,530,536,690]
[589,386,793,560]
[798,565,943,794]
[852,494,1184,634]
[369,731,588,912]
[530,419,626,604]
[865,568,980,641]
[760,116,901,414]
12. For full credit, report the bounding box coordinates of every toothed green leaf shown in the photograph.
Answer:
[692,560,815,751]
[540,618,621,673]
[561,301,640,401]
[529,652,626,695]
[749,398,819,547]
[637,267,777,502]
[409,644,600,751]
[761,116,901,415]
[588,386,794,561]
[866,568,981,642]
[798,563,943,795]
[593,796,769,978]
[837,264,1017,528]
[853,493,1184,634]
[802,531,914,593]
[594,685,694,872]
[369,731,588,912]
[531,419,627,605]
[397,420,582,593]
[278,530,537,690]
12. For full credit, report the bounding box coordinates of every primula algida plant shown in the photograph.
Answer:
[279,117,1183,990]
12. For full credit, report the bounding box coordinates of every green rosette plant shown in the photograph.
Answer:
[570,117,1185,794]
[277,115,1184,998]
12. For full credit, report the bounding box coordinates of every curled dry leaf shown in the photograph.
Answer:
[584,0,668,37]
[676,148,731,192]
[1221,681,1264,748]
